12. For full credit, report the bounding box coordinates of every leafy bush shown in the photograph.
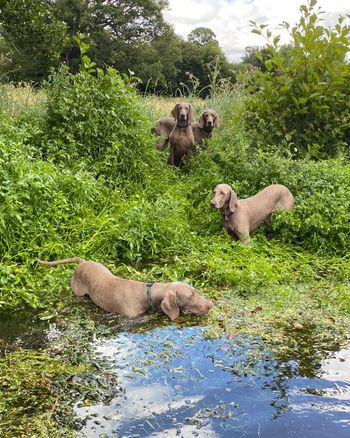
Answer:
[36,55,168,189]
[241,0,350,158]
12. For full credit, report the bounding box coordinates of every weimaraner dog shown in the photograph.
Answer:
[152,109,219,151]
[210,183,294,243]
[192,109,219,148]
[168,102,195,167]
[37,258,213,320]
[151,117,175,150]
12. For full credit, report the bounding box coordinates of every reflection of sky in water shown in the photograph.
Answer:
[75,326,350,438]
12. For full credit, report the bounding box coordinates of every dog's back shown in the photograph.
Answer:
[151,117,175,137]
[244,184,294,214]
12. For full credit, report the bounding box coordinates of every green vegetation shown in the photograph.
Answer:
[0,0,233,94]
[241,0,350,157]
[0,1,349,436]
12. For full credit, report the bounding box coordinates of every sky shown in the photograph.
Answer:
[163,0,349,62]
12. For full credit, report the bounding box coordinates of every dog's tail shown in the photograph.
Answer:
[37,257,85,267]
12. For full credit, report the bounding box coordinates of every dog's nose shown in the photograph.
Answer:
[210,201,216,208]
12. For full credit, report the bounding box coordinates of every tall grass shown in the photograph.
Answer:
[0,83,45,117]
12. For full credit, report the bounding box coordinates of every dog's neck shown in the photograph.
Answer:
[146,282,156,311]
[144,283,171,310]
[202,125,213,133]
[176,120,191,128]
[221,205,235,222]
[222,211,234,222]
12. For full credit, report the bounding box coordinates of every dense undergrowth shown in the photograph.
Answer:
[0,56,349,310]
[0,53,349,436]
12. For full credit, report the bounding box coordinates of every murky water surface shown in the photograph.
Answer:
[1,310,350,438]
[72,325,350,438]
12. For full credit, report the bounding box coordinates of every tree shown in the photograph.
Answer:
[187,27,218,46]
[0,0,67,82]
[0,0,170,82]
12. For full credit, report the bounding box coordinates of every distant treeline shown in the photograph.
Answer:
[0,0,254,95]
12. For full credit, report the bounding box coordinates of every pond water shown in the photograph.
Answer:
[1,309,349,438]
[72,325,350,438]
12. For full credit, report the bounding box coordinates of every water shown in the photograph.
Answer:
[72,325,350,438]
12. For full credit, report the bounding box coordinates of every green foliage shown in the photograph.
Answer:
[0,0,235,95]
[0,0,169,82]
[0,349,83,437]
[0,54,349,320]
[241,0,350,158]
[36,55,167,188]
[0,54,350,437]
[0,0,67,82]
[187,27,219,46]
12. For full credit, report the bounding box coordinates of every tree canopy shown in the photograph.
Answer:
[0,0,234,94]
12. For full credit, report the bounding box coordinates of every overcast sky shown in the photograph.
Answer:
[163,0,349,62]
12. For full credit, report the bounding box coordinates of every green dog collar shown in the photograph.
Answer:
[147,282,155,310]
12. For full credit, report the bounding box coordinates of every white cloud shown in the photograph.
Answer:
[163,0,350,61]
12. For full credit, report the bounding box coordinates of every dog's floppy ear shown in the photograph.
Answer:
[171,104,179,120]
[213,112,219,128]
[198,112,205,128]
[188,104,194,123]
[160,289,180,320]
[229,188,238,213]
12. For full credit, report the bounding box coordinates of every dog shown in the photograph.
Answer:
[37,258,213,320]
[210,183,294,242]
[151,117,175,151]
[152,109,219,152]
[192,110,219,148]
[168,102,195,167]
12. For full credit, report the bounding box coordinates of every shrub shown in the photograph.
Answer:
[241,0,350,158]
[36,55,168,189]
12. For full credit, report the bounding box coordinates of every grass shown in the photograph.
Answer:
[0,83,46,117]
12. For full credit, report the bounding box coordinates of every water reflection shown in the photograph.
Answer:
[75,326,350,438]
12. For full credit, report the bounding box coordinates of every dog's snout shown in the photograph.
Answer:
[210,200,216,208]
[201,300,213,314]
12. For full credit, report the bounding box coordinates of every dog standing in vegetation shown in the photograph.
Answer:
[166,102,195,167]
[210,183,294,243]
[192,109,219,148]
[152,109,219,153]
[151,117,175,151]
[37,258,213,320]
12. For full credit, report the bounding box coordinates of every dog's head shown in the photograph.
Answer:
[198,109,219,131]
[210,183,238,213]
[160,283,213,321]
[171,102,194,126]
